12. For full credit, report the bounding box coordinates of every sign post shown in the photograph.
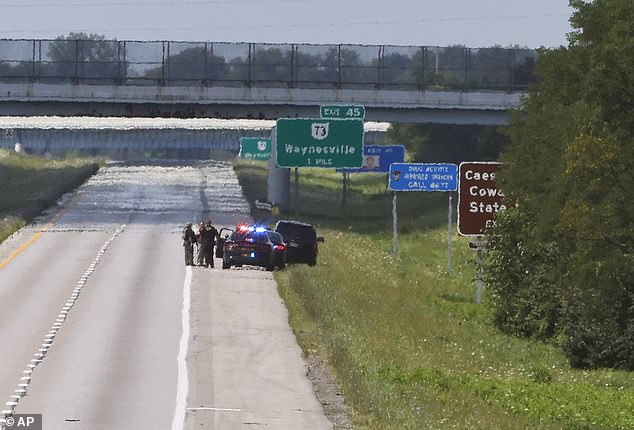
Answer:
[338,144,406,211]
[392,192,398,256]
[388,163,458,262]
[294,167,299,216]
[457,162,504,303]
[448,194,453,272]
[476,237,484,303]
[341,172,349,213]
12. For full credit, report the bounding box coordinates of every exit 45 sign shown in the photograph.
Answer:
[320,105,365,119]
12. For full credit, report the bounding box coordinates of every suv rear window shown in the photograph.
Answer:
[266,231,284,245]
[275,222,317,241]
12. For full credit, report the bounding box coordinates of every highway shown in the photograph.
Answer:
[0,160,331,429]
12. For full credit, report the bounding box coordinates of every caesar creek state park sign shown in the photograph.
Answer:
[276,118,363,168]
[457,161,506,236]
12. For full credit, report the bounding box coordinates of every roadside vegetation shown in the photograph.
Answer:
[0,149,99,243]
[234,158,633,429]
[483,0,634,371]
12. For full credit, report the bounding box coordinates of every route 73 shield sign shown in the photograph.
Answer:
[311,123,329,140]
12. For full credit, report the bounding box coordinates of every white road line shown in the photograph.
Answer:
[187,407,242,412]
[1,224,124,419]
[171,266,191,430]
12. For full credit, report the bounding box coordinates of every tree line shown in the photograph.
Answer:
[0,33,535,90]
[481,0,634,370]
[388,0,633,372]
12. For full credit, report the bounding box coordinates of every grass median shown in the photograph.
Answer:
[234,158,634,430]
[0,149,100,243]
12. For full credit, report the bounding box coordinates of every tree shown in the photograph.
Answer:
[381,51,416,87]
[387,123,509,164]
[46,33,120,81]
[484,0,634,370]
[143,45,230,83]
[252,47,292,83]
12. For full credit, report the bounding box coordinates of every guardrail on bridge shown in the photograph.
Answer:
[0,39,537,92]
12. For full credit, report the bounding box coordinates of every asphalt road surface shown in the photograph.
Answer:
[0,160,331,430]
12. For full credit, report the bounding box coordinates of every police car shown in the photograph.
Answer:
[219,225,286,271]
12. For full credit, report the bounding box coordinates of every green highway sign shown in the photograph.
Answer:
[276,118,364,168]
[239,137,271,160]
[320,105,365,119]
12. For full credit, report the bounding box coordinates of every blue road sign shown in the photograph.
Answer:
[389,163,458,192]
[338,145,406,173]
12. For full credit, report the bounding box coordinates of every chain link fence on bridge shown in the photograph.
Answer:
[0,39,537,91]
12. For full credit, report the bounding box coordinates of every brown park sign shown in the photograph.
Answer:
[458,162,505,236]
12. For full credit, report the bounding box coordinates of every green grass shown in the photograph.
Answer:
[0,149,100,242]
[234,159,634,430]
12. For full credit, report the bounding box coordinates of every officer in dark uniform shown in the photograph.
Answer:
[202,220,219,268]
[196,222,206,266]
[182,222,196,266]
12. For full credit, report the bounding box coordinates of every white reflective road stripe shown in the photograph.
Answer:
[171,266,191,430]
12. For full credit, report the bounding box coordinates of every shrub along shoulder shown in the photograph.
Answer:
[0,149,100,243]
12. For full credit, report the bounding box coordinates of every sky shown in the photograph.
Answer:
[0,0,575,49]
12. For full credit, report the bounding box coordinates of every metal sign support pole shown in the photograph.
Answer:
[392,191,398,256]
[294,167,299,216]
[448,193,453,273]
[476,236,483,303]
[342,172,347,213]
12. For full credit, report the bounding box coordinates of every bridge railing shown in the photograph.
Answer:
[0,39,537,91]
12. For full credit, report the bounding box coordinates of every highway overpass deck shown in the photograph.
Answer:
[0,116,390,153]
[0,39,535,124]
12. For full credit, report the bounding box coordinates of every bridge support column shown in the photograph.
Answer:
[267,127,290,213]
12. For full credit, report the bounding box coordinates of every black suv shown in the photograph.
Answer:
[274,220,324,266]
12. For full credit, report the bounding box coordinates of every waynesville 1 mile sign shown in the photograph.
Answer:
[276,118,363,168]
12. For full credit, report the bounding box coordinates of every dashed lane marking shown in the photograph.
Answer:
[1,223,125,421]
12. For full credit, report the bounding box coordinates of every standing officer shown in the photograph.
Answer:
[182,222,196,266]
[203,220,219,268]
[196,222,207,266]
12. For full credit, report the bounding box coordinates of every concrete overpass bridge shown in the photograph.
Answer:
[0,116,389,155]
[0,39,536,125]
